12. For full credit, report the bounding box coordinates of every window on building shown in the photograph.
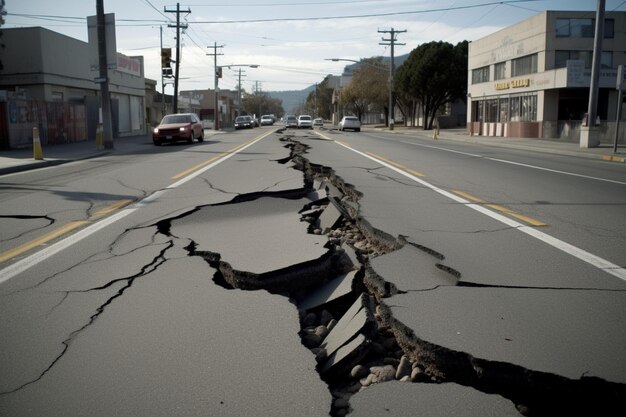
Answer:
[486,99,498,122]
[556,18,614,38]
[512,54,538,77]
[472,66,490,84]
[499,98,509,122]
[555,50,613,69]
[601,51,613,69]
[510,94,537,122]
[494,62,506,80]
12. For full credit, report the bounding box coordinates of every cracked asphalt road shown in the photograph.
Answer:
[1,127,625,416]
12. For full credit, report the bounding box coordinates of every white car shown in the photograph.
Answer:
[297,115,313,129]
[313,118,324,127]
[339,116,361,132]
[260,115,274,125]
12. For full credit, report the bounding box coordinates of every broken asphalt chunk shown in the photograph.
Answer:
[318,293,377,376]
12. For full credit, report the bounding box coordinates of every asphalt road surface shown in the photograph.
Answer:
[1,126,625,417]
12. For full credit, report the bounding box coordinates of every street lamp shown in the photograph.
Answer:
[214,64,259,130]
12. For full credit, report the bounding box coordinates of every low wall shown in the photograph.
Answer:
[1,99,87,149]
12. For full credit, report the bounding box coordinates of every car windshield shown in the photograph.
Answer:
[299,116,311,120]
[345,117,358,121]
[162,115,191,124]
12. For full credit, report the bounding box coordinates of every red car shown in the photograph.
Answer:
[153,113,204,145]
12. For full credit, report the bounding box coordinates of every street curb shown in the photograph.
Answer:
[0,151,111,176]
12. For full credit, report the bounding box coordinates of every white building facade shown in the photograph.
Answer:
[467,11,626,142]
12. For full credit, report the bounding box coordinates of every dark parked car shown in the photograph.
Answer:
[234,115,254,129]
[153,113,204,145]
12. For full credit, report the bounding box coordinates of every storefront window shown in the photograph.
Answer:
[510,94,537,122]
[474,98,510,123]
[499,98,509,122]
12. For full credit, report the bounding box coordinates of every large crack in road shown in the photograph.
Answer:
[2,130,624,416]
[164,131,626,416]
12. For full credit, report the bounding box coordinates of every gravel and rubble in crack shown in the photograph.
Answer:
[280,135,626,417]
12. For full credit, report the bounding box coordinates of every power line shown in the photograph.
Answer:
[190,0,544,24]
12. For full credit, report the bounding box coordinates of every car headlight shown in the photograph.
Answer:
[179,127,186,132]
[153,128,159,134]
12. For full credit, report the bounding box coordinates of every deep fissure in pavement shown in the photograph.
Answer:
[6,133,623,417]
[181,133,624,417]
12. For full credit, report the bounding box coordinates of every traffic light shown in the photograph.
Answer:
[215,66,222,79]
[161,48,172,68]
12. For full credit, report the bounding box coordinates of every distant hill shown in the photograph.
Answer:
[266,54,409,115]
[267,85,316,115]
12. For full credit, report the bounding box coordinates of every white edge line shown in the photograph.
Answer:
[402,140,626,186]
[334,141,626,281]
[486,157,626,186]
[0,131,273,284]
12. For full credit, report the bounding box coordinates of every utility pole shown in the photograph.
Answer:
[164,3,189,113]
[96,0,114,149]
[379,28,406,131]
[160,25,165,118]
[207,42,224,130]
[237,68,247,116]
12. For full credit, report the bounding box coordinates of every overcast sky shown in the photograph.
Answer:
[4,0,626,93]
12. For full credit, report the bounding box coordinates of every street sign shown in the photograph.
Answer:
[93,77,108,83]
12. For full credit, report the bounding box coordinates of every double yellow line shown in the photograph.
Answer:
[0,199,134,263]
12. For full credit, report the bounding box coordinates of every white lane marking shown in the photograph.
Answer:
[335,141,626,282]
[0,132,272,284]
[395,140,626,186]
[485,157,626,186]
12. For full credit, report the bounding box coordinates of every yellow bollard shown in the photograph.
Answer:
[95,124,103,149]
[32,127,44,160]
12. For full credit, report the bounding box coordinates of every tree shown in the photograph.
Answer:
[241,92,284,118]
[340,57,388,122]
[394,41,468,129]
[305,75,334,119]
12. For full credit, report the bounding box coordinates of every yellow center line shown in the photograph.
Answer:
[452,190,547,227]
[0,199,136,264]
[92,199,134,218]
[366,152,425,177]
[0,220,89,263]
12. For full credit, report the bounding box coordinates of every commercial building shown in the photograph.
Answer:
[0,27,146,148]
[467,10,626,142]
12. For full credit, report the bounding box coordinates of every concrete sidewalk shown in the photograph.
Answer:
[0,129,226,176]
[1,127,624,176]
